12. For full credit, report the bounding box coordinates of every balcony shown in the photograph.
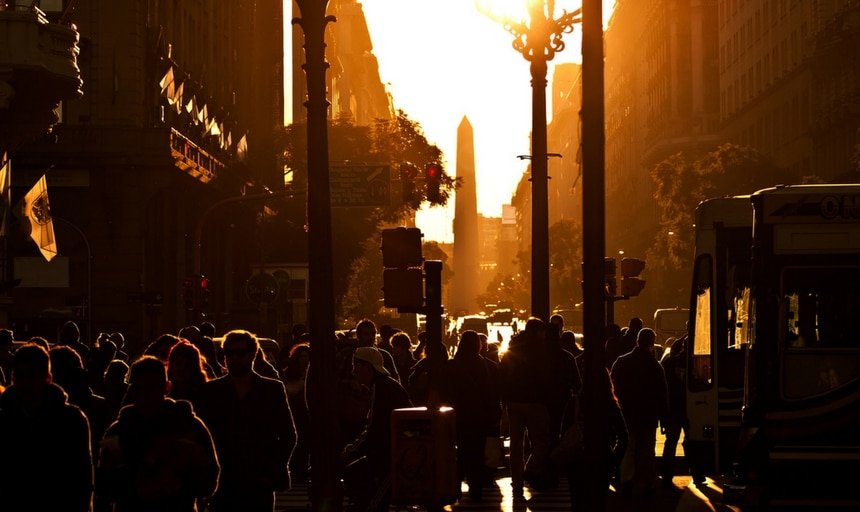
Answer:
[0,4,82,150]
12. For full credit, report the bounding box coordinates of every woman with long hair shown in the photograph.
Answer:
[167,340,208,410]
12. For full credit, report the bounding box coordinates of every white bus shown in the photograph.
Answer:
[687,185,860,507]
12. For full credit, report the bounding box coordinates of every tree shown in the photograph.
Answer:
[649,143,785,299]
[278,111,457,322]
[549,219,583,308]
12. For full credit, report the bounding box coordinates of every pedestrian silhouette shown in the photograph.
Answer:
[0,343,93,511]
[97,356,219,511]
[197,330,296,512]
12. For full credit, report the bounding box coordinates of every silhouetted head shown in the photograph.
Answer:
[637,327,656,348]
[108,332,125,350]
[628,317,644,333]
[223,330,259,377]
[168,341,208,393]
[355,319,377,347]
[12,344,52,400]
[178,325,202,345]
[524,317,546,342]
[145,334,181,362]
[198,322,216,339]
[550,314,564,330]
[127,356,169,415]
[391,332,412,353]
[352,346,388,385]
[59,321,80,345]
[456,330,481,359]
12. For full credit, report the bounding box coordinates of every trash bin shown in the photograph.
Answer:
[391,406,459,506]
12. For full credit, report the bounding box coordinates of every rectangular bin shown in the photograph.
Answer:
[391,406,459,506]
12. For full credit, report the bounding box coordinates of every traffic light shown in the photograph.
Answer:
[381,227,423,268]
[620,257,646,297]
[199,275,211,308]
[380,227,425,311]
[424,162,442,204]
[604,257,617,297]
[383,268,424,310]
[400,163,418,203]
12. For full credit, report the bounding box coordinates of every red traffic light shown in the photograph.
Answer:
[199,276,210,289]
[424,163,441,179]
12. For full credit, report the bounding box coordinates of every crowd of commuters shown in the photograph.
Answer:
[0,312,687,511]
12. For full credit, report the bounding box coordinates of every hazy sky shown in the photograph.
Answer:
[288,1,614,242]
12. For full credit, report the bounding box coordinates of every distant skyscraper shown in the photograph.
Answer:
[451,116,481,314]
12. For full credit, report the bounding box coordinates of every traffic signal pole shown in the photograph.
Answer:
[581,0,608,510]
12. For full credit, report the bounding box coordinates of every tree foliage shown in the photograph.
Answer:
[549,219,583,308]
[649,143,785,296]
[278,111,455,322]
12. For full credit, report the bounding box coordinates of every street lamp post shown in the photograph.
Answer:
[293,2,341,511]
[480,1,581,321]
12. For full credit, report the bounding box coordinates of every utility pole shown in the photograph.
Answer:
[293,2,340,510]
[581,0,608,510]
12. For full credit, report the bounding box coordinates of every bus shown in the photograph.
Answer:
[685,196,752,479]
[688,185,860,507]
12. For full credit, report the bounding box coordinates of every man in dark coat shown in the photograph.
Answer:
[198,330,296,512]
[0,343,93,511]
[97,356,219,511]
[342,346,412,512]
[610,328,668,496]
[500,318,554,497]
[443,330,501,500]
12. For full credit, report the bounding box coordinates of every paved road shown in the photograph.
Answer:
[276,472,738,511]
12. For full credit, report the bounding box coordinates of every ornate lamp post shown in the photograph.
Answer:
[478,0,581,321]
[293,1,341,510]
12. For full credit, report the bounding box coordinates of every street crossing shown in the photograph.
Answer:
[275,477,575,511]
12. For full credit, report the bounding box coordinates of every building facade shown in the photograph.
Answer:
[9,0,284,351]
[717,0,859,180]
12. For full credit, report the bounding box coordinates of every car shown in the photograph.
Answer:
[489,308,514,324]
[460,315,489,335]
[653,307,689,347]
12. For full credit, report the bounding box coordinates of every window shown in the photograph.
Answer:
[690,256,714,391]
[782,267,860,350]
[781,266,860,399]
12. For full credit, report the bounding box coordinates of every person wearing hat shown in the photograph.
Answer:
[342,346,412,511]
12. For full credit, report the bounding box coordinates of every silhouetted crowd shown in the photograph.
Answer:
[0,313,689,512]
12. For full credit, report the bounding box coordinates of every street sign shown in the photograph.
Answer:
[246,272,279,304]
[330,165,391,207]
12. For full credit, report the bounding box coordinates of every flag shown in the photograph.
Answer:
[172,82,184,113]
[198,104,208,125]
[0,154,9,237]
[209,118,221,136]
[236,134,248,161]
[159,67,175,100]
[23,175,57,262]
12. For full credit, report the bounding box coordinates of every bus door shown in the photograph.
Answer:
[687,226,750,473]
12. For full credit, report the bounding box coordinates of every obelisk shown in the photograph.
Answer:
[451,116,481,315]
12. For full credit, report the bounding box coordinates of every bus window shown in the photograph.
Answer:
[781,267,860,349]
[690,255,713,391]
[780,267,860,399]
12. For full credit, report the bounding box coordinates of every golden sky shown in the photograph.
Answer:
[288,1,614,243]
